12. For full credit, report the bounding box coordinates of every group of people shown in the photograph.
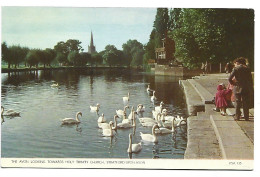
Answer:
[214,57,254,121]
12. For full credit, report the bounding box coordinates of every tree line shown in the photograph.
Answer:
[2,8,254,70]
[1,39,145,69]
[143,8,254,70]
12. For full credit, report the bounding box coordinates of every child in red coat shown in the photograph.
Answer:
[215,84,232,116]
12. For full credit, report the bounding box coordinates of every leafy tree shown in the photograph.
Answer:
[91,53,103,66]
[122,40,144,67]
[37,49,47,68]
[102,45,121,67]
[2,42,11,68]
[153,8,169,45]
[44,48,56,67]
[79,52,91,66]
[25,50,39,68]
[66,39,82,53]
[55,52,67,66]
[68,51,81,66]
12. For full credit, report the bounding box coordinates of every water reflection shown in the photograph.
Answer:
[1,68,187,158]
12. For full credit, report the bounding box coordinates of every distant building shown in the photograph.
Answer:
[155,36,175,65]
[88,31,96,54]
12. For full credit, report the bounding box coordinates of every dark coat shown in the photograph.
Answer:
[228,65,254,108]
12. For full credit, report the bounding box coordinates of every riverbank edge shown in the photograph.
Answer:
[180,73,254,161]
[1,66,141,73]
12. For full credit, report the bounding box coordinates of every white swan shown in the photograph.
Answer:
[1,106,20,117]
[140,124,159,143]
[155,118,175,134]
[123,92,130,102]
[127,133,142,153]
[62,112,82,124]
[136,104,145,117]
[154,101,164,113]
[128,106,135,120]
[146,85,154,94]
[175,115,186,126]
[50,83,59,87]
[98,115,118,129]
[117,112,137,129]
[98,113,106,123]
[102,121,115,137]
[151,91,157,103]
[90,103,100,112]
[116,105,129,118]
[139,113,161,124]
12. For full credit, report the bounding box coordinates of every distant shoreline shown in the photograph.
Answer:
[1,66,144,73]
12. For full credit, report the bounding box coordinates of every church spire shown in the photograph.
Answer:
[88,31,96,54]
[90,31,94,46]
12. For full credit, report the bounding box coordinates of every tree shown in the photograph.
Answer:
[102,45,121,67]
[68,51,81,66]
[37,49,47,68]
[79,52,91,66]
[122,40,145,67]
[153,8,169,45]
[25,50,39,68]
[91,53,103,66]
[55,52,67,66]
[44,48,56,67]
[2,42,11,68]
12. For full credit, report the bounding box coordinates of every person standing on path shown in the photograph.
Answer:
[228,57,254,121]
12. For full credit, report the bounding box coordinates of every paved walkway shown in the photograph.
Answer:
[181,73,254,160]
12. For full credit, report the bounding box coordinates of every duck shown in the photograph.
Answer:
[127,133,142,153]
[97,113,106,123]
[151,91,157,103]
[98,115,118,129]
[140,124,159,143]
[62,112,82,124]
[1,106,20,117]
[117,112,137,129]
[116,105,129,118]
[154,118,175,134]
[123,92,130,103]
[90,103,100,112]
[102,121,115,137]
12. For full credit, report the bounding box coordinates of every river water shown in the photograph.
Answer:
[1,68,187,159]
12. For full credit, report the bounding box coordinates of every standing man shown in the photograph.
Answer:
[228,57,254,121]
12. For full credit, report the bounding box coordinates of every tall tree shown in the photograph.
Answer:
[153,8,169,45]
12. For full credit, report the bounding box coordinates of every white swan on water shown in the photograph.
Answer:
[116,105,129,118]
[1,106,20,117]
[151,91,157,103]
[90,103,100,112]
[102,121,115,137]
[140,124,159,143]
[154,101,164,113]
[146,85,154,94]
[98,115,118,129]
[123,92,130,103]
[117,112,137,129]
[61,112,82,124]
[139,113,161,124]
[98,113,106,123]
[50,83,59,87]
[127,133,142,153]
[155,118,175,134]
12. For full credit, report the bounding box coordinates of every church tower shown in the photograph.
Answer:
[88,31,96,54]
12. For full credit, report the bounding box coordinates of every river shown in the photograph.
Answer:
[1,68,187,159]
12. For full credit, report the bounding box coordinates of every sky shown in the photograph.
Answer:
[1,7,157,52]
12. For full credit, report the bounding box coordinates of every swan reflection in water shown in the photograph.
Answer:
[1,116,5,124]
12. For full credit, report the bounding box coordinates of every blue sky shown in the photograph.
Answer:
[2,7,157,52]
